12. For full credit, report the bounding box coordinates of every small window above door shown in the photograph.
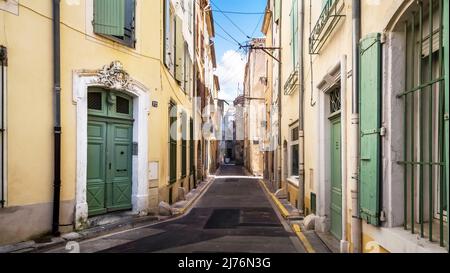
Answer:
[88,88,133,120]
[116,96,131,115]
[88,92,103,111]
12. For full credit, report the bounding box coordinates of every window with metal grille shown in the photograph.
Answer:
[290,125,300,177]
[397,0,447,248]
[88,92,102,110]
[292,126,299,141]
[116,96,130,114]
[329,87,341,114]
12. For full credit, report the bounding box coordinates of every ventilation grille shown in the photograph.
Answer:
[116,96,130,114]
[88,92,102,110]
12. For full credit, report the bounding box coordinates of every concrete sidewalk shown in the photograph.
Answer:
[0,177,214,253]
[259,178,335,253]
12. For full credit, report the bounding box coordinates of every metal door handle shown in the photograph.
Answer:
[117,169,127,172]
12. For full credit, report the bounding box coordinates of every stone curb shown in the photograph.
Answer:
[1,177,215,253]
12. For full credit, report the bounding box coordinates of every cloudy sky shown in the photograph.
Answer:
[211,0,267,103]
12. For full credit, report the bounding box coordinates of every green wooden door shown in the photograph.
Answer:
[87,121,108,215]
[330,115,342,240]
[107,123,133,211]
[87,88,133,216]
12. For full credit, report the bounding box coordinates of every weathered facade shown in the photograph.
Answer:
[0,0,219,246]
[242,38,266,177]
[262,0,449,253]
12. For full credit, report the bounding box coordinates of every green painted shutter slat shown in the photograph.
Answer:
[169,104,177,183]
[359,33,382,226]
[292,0,298,68]
[190,118,194,173]
[94,0,125,36]
[175,16,184,83]
[181,112,187,177]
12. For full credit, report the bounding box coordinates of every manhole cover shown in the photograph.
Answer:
[204,209,240,229]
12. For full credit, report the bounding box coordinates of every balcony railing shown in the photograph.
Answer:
[284,69,299,95]
[309,0,345,55]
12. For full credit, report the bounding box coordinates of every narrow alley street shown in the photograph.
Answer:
[1,0,449,256]
[45,165,305,253]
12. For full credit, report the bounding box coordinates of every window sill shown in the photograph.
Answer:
[287,176,299,187]
[363,222,447,253]
[96,33,136,50]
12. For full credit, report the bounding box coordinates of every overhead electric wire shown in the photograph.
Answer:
[215,20,244,47]
[250,12,265,39]
[210,0,252,39]
[216,32,238,46]
[211,9,265,15]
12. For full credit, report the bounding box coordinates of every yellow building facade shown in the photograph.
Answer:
[0,0,216,245]
[263,0,449,253]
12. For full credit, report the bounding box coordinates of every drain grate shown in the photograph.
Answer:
[204,209,240,229]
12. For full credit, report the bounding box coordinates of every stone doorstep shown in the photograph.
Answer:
[2,178,214,253]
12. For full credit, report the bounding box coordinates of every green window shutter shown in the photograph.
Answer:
[359,33,382,226]
[190,118,194,173]
[175,16,185,83]
[94,0,125,36]
[291,0,298,69]
[181,112,187,177]
[169,104,177,183]
[274,0,280,23]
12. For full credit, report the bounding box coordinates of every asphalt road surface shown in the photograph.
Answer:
[50,165,305,253]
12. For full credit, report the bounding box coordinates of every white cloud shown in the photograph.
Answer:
[215,50,246,103]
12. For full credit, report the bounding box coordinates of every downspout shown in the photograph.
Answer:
[297,0,305,214]
[52,0,62,236]
[340,55,349,252]
[0,46,6,209]
[351,0,362,253]
[277,0,283,191]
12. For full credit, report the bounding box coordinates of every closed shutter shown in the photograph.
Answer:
[175,16,185,83]
[169,104,177,183]
[291,0,298,69]
[359,33,382,226]
[190,118,194,173]
[94,0,125,36]
[181,112,187,177]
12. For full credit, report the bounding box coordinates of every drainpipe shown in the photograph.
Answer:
[52,0,62,236]
[340,55,349,253]
[297,0,305,214]
[351,0,362,253]
[277,0,283,191]
[0,46,6,209]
